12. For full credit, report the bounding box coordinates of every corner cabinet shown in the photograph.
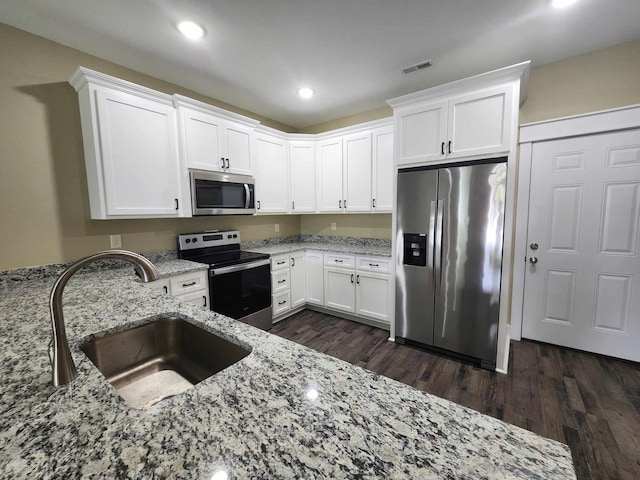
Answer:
[289,140,316,213]
[254,129,289,214]
[389,63,529,167]
[70,67,187,219]
[173,94,258,176]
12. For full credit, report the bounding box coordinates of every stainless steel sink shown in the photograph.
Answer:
[80,315,251,408]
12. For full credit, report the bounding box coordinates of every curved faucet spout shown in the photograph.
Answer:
[49,250,160,386]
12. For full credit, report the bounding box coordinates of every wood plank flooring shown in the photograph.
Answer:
[271,310,640,480]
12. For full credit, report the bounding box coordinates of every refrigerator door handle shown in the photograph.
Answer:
[428,200,437,294]
[434,199,444,295]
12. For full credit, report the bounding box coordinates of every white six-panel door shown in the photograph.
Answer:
[522,129,640,361]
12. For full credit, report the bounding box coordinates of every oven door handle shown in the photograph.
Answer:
[210,258,270,276]
[244,184,251,209]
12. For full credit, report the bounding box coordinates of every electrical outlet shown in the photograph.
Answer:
[109,234,122,248]
[275,223,280,233]
[331,222,337,231]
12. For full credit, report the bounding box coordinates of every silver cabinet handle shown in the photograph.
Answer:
[529,256,538,264]
[434,199,444,295]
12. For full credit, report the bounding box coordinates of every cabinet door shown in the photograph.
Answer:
[289,141,316,212]
[317,138,344,212]
[306,251,324,306]
[290,251,306,308]
[255,134,289,213]
[395,101,447,166]
[343,132,372,212]
[324,267,356,313]
[224,121,253,175]
[447,85,513,159]
[371,125,393,212]
[179,107,225,171]
[95,88,182,216]
[356,270,391,323]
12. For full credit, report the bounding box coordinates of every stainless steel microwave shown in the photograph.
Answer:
[190,169,256,215]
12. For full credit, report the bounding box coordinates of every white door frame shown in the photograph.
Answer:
[511,104,640,340]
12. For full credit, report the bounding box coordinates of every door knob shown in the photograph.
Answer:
[530,243,539,250]
[529,256,538,264]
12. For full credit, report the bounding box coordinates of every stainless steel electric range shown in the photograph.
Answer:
[177,230,272,330]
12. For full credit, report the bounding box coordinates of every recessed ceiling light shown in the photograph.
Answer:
[298,87,315,99]
[552,0,577,8]
[177,21,205,40]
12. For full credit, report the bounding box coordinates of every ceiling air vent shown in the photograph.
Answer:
[402,59,434,75]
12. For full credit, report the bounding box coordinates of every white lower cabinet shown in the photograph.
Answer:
[272,251,306,318]
[146,270,209,309]
[355,270,392,322]
[272,250,392,328]
[305,251,324,306]
[290,251,306,308]
[324,266,356,313]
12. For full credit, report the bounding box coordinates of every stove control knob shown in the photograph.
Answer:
[233,234,238,238]
[185,239,191,243]
[227,234,232,239]
[192,237,197,243]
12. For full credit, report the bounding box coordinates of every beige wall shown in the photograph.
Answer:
[301,214,392,239]
[0,23,298,270]
[520,40,640,125]
[2,20,639,270]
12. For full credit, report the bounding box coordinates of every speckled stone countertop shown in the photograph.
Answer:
[242,234,392,257]
[0,260,575,479]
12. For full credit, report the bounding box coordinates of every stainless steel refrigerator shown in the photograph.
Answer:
[395,159,507,369]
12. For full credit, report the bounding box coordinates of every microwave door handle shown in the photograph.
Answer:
[244,184,251,209]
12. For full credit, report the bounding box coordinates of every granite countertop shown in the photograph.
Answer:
[0,259,575,479]
[242,235,392,258]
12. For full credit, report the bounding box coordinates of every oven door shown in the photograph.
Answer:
[209,259,271,325]
[191,169,255,215]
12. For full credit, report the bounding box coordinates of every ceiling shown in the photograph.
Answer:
[1,0,639,129]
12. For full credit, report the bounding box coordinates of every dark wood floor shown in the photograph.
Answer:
[271,310,640,480]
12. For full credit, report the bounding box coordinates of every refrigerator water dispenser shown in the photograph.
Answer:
[403,233,427,266]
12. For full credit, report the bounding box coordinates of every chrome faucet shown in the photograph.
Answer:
[49,250,159,386]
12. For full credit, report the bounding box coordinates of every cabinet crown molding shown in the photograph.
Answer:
[387,61,530,110]
[69,66,174,105]
[172,94,260,129]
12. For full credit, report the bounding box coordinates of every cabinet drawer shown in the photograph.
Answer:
[324,253,355,268]
[356,256,391,273]
[175,290,209,309]
[169,271,207,295]
[272,291,291,316]
[271,254,289,271]
[272,269,290,293]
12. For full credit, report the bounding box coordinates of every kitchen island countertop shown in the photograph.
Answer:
[0,259,575,479]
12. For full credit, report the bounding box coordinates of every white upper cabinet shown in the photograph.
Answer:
[254,131,289,213]
[371,125,394,212]
[174,95,258,176]
[70,67,186,219]
[343,132,372,212]
[395,101,448,165]
[317,137,344,212]
[389,62,529,167]
[289,140,316,213]
[447,85,513,160]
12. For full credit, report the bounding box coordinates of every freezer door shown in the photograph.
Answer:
[395,168,438,345]
[434,161,506,366]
